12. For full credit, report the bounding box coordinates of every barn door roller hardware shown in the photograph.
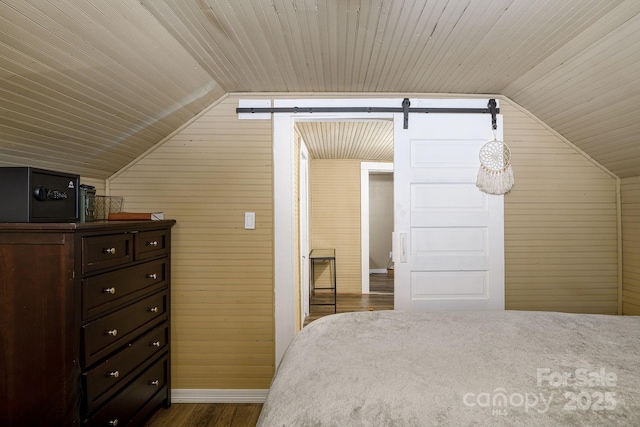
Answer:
[236,98,499,129]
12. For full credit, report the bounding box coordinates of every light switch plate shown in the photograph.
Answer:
[244,212,256,229]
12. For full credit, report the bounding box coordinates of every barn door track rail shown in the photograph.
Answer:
[236,98,499,129]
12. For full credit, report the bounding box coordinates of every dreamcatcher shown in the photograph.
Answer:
[476,131,514,195]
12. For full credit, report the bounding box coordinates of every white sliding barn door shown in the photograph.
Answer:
[393,99,504,312]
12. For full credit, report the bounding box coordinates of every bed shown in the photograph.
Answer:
[257,310,640,426]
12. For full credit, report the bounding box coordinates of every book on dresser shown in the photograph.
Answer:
[0,219,175,427]
[108,212,164,221]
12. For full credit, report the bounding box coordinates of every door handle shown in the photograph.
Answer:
[400,232,408,263]
[393,232,408,264]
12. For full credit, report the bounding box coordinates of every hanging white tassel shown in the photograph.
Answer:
[477,163,514,195]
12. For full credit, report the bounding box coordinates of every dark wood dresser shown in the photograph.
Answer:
[0,220,175,426]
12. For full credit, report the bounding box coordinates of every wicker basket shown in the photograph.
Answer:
[94,196,123,220]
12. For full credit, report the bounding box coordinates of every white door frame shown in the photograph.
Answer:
[273,98,398,367]
[360,162,394,294]
[299,141,310,329]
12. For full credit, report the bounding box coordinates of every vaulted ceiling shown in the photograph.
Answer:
[1,0,639,178]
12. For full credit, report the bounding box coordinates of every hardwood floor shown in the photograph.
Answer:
[369,271,394,294]
[145,274,394,426]
[144,403,262,427]
[305,273,394,326]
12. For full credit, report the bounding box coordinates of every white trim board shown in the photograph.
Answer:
[171,389,268,403]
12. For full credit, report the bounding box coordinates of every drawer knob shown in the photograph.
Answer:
[103,287,116,295]
[151,341,161,347]
[149,306,159,313]
[107,370,120,379]
[109,420,119,426]
[104,247,117,255]
[105,329,118,337]
[149,379,160,386]
[146,273,157,279]
[147,241,158,247]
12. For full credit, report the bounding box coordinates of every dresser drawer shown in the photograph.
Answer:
[83,233,133,274]
[135,229,169,260]
[82,259,167,320]
[84,325,168,413]
[83,291,167,366]
[85,355,167,427]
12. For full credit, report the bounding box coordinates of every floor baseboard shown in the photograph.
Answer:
[171,389,268,403]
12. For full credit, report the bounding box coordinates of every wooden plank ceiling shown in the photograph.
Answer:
[1,0,639,178]
[296,120,393,162]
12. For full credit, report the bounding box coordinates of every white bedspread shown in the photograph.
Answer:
[257,310,640,426]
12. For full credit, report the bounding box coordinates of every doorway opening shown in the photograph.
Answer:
[295,122,394,326]
[361,162,394,296]
[368,172,394,295]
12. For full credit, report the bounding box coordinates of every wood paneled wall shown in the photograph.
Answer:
[501,101,619,314]
[107,93,620,391]
[621,177,640,314]
[310,159,363,294]
[109,95,274,389]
